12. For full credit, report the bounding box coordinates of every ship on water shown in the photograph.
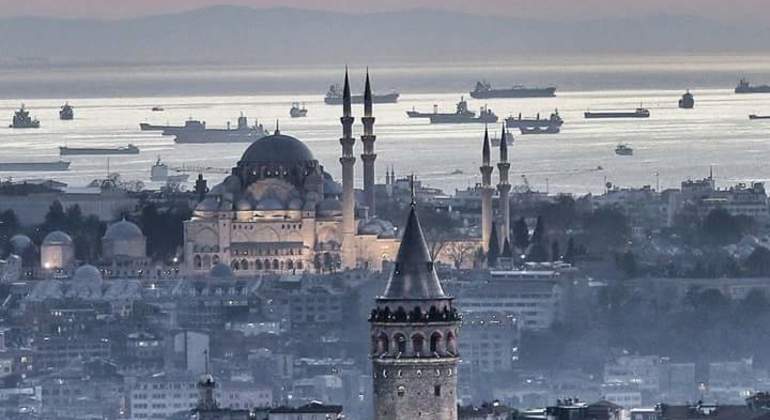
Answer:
[173,115,268,144]
[470,81,556,99]
[324,84,399,105]
[735,78,770,94]
[60,144,140,156]
[506,109,563,129]
[615,144,634,156]
[0,161,70,171]
[428,97,498,124]
[290,102,308,118]
[749,114,770,120]
[406,105,438,118]
[9,105,40,128]
[59,103,74,120]
[150,157,189,183]
[678,91,694,109]
[585,107,650,119]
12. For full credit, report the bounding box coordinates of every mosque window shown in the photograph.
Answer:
[434,385,441,397]
[397,386,405,397]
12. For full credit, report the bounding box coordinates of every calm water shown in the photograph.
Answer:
[2,56,770,195]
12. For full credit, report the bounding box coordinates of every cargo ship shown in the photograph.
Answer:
[406,105,438,118]
[735,78,770,94]
[59,103,74,120]
[585,107,650,119]
[506,110,563,129]
[150,157,189,183]
[615,144,634,156]
[0,161,71,171]
[173,115,268,144]
[428,97,498,124]
[60,144,140,155]
[749,114,770,120]
[678,91,694,109]
[324,84,399,105]
[9,105,40,128]
[470,81,556,99]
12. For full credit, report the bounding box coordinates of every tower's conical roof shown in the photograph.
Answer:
[482,125,491,165]
[364,69,373,117]
[381,204,447,300]
[343,67,352,117]
[499,124,508,162]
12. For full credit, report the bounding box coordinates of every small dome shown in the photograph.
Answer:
[43,230,73,246]
[239,133,315,165]
[9,234,34,254]
[236,198,253,211]
[255,198,285,211]
[196,197,219,212]
[104,219,144,241]
[209,263,234,279]
[359,218,396,238]
[288,198,303,210]
[317,198,342,216]
[222,175,242,192]
[73,264,103,284]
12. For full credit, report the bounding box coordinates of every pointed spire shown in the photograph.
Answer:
[274,119,280,135]
[499,124,508,162]
[364,68,373,117]
[482,125,491,165]
[343,67,352,118]
[381,201,447,300]
[502,237,512,258]
[487,221,500,268]
[409,174,416,207]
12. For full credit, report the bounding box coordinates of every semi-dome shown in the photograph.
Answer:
[43,230,73,246]
[255,198,285,211]
[359,218,397,238]
[236,198,253,211]
[73,264,103,284]
[209,263,234,279]
[104,219,144,241]
[317,198,342,217]
[9,234,34,254]
[239,133,315,164]
[196,197,220,212]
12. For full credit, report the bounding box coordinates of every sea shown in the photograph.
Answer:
[2,54,770,195]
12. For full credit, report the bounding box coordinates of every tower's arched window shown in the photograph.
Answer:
[446,331,457,355]
[255,259,263,270]
[194,255,202,269]
[241,259,249,270]
[272,259,279,270]
[287,260,294,270]
[378,332,389,354]
[263,259,270,270]
[202,255,211,268]
[397,386,406,397]
[430,332,442,354]
[412,334,424,356]
[394,333,407,354]
[231,260,240,271]
[212,255,220,265]
[297,261,303,270]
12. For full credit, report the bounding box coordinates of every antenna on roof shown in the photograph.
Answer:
[410,174,416,207]
[275,119,280,135]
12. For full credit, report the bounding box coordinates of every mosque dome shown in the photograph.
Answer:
[236,198,253,211]
[317,198,342,217]
[209,263,234,279]
[73,264,103,284]
[239,133,315,165]
[288,198,304,210]
[196,197,220,212]
[104,219,144,241]
[9,234,34,254]
[255,198,285,211]
[43,231,73,246]
[359,218,397,238]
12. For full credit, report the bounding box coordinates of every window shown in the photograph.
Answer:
[434,385,441,397]
[397,386,405,397]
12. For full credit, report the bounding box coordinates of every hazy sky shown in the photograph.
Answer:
[0,0,767,23]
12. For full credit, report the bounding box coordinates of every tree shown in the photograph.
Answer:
[701,208,745,245]
[616,251,638,278]
[583,206,630,253]
[513,217,529,250]
[445,241,476,269]
[43,200,66,231]
[487,223,500,268]
[745,246,770,276]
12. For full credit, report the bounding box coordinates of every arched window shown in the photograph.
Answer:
[297,261,303,270]
[212,255,220,265]
[397,386,406,397]
[231,260,240,271]
[255,260,263,270]
[264,259,270,270]
[241,259,249,270]
[446,331,457,355]
[394,333,407,354]
[412,334,424,355]
[272,259,279,270]
[378,332,389,354]
[430,332,442,354]
[287,260,294,270]
[193,255,202,269]
[280,260,285,271]
[202,255,211,268]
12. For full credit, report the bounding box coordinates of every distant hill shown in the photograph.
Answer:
[1,6,769,65]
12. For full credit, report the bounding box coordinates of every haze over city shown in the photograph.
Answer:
[3,1,770,420]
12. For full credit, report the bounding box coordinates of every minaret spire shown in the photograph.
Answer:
[361,68,378,218]
[340,68,357,269]
[497,123,512,246]
[479,126,494,252]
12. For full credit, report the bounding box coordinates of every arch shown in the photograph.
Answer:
[377,332,389,354]
[263,259,271,270]
[297,260,303,270]
[193,255,202,270]
[202,255,211,268]
[231,260,240,271]
[430,331,443,354]
[446,331,457,355]
[280,260,285,271]
[255,259,263,270]
[212,255,220,265]
[394,333,407,354]
[287,260,294,270]
[412,333,425,356]
[240,259,249,270]
[272,259,279,270]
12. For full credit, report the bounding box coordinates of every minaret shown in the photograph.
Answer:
[480,126,494,252]
[369,189,460,420]
[361,69,377,218]
[497,125,511,245]
[340,69,357,269]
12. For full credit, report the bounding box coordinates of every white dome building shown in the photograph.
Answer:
[40,230,75,271]
[102,219,149,278]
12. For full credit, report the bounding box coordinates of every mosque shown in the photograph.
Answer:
[183,70,400,276]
